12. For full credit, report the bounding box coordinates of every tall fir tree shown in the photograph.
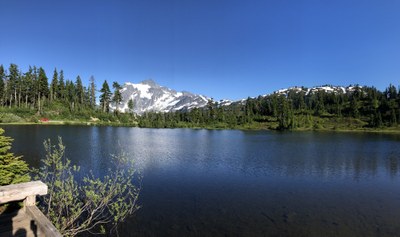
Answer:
[66,80,77,111]
[38,67,49,98]
[0,65,5,106]
[37,67,49,112]
[100,80,112,113]
[7,64,19,107]
[128,98,134,114]
[75,75,84,105]
[89,75,96,108]
[112,82,123,113]
[50,68,59,101]
[22,67,34,107]
[58,70,65,100]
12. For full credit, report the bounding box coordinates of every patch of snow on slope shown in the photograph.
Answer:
[126,82,152,99]
[151,93,180,110]
[199,95,208,102]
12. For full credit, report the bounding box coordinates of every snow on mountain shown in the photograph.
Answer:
[271,85,362,97]
[110,80,210,114]
[111,82,363,114]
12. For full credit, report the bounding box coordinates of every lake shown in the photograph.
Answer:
[3,125,400,237]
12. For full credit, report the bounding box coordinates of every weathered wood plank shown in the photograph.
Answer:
[0,181,47,204]
[25,206,62,237]
[0,209,42,237]
[24,195,36,207]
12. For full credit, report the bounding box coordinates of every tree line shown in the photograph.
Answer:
[138,85,400,130]
[0,63,129,121]
[1,63,399,130]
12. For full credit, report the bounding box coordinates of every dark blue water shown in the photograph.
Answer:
[3,125,400,237]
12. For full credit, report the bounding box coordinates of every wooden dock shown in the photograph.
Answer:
[0,181,62,237]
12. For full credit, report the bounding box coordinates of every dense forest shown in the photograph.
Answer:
[0,63,132,124]
[1,63,399,131]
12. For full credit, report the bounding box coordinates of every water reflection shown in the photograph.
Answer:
[4,126,400,181]
[3,126,400,237]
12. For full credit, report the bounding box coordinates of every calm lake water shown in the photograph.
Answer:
[3,125,400,237]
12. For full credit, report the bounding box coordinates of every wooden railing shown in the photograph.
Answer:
[0,181,62,237]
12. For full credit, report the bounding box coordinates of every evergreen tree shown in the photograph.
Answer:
[50,68,59,101]
[37,67,49,112]
[28,66,38,108]
[89,76,96,108]
[75,75,84,105]
[128,98,134,114]
[22,68,34,107]
[0,128,30,185]
[390,109,397,126]
[7,63,19,107]
[0,65,5,105]
[100,80,111,113]
[112,82,123,113]
[38,67,49,98]
[66,80,77,111]
[58,70,65,100]
[277,96,291,130]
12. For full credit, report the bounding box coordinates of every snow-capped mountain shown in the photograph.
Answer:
[110,80,210,114]
[110,82,363,114]
[270,85,362,97]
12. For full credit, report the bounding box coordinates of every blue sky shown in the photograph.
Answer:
[1,0,399,100]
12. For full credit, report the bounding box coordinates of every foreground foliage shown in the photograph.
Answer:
[34,137,141,236]
[0,128,30,185]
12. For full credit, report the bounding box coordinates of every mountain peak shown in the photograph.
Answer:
[140,79,158,86]
[111,80,209,114]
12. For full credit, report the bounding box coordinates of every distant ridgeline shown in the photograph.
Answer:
[0,63,399,130]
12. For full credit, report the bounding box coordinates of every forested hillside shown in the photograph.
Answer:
[1,63,399,131]
[0,64,133,124]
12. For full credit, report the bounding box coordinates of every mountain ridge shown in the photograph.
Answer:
[111,81,364,114]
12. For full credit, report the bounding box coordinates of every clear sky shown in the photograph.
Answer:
[1,0,399,100]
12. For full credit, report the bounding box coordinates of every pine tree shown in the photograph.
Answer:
[112,82,123,113]
[50,68,59,101]
[22,68,34,108]
[7,64,19,107]
[75,75,84,105]
[89,76,96,108]
[0,128,30,185]
[58,70,65,100]
[390,109,397,126]
[30,66,39,108]
[0,65,5,106]
[37,67,49,112]
[38,67,49,98]
[128,98,134,114]
[100,80,111,113]
[66,80,77,111]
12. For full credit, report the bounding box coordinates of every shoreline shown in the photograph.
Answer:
[1,121,400,134]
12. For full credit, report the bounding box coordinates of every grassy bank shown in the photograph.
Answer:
[1,107,400,133]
